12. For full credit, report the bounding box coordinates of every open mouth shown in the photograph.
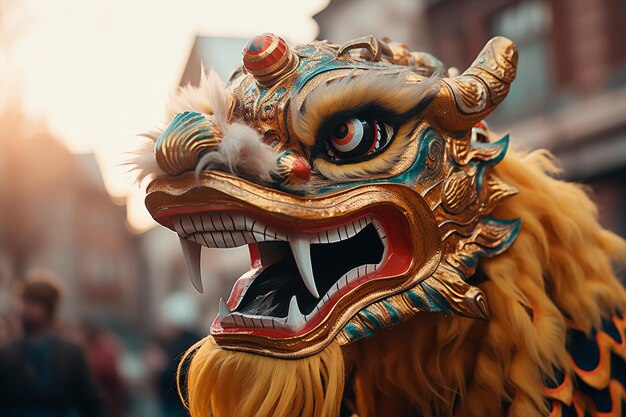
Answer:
[173,212,390,336]
[146,171,442,355]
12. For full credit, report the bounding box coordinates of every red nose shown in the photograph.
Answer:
[290,158,311,181]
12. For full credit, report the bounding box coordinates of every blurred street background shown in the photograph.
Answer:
[0,0,624,416]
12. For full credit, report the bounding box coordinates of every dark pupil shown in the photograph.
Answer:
[334,123,349,139]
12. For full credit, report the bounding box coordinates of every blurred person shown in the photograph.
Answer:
[80,320,126,417]
[0,306,20,344]
[0,317,13,344]
[145,291,201,417]
[0,268,108,417]
[0,273,20,344]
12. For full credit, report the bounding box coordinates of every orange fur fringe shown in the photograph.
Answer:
[178,336,345,417]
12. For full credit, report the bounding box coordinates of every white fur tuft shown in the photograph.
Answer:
[195,122,278,183]
[167,66,228,125]
[128,68,278,184]
[125,135,164,184]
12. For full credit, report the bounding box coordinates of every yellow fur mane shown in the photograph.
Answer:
[348,147,626,417]
[179,146,626,417]
[179,337,345,417]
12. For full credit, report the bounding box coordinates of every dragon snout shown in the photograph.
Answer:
[155,110,308,186]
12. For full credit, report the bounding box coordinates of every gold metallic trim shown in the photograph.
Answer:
[146,170,442,358]
[337,35,393,62]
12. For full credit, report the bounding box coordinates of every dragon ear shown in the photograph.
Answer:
[424,36,518,133]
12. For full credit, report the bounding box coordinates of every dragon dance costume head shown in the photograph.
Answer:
[134,34,626,417]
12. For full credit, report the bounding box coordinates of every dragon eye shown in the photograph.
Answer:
[327,117,393,161]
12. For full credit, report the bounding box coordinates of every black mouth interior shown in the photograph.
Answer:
[234,223,385,317]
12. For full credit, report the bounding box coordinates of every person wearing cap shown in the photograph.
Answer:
[0,268,108,417]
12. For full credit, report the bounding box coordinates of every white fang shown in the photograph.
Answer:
[178,236,203,293]
[289,236,319,299]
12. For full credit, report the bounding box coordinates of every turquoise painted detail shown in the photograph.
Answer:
[406,288,431,310]
[311,131,513,197]
[343,300,404,343]
[343,323,373,342]
[292,47,383,93]
[442,216,522,279]
[361,308,384,331]
[247,38,264,51]
[421,282,453,312]
[404,284,447,313]
[474,135,509,189]
[313,128,441,195]
[332,128,520,331]
[343,214,522,341]
[294,59,346,91]
[381,299,400,323]
[477,216,522,258]
[459,255,478,269]
[475,134,509,165]
[156,111,214,149]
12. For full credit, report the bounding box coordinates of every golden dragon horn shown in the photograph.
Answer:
[424,36,519,132]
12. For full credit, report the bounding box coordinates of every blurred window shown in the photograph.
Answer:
[491,0,553,120]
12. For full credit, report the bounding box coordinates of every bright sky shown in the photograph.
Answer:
[1,0,328,231]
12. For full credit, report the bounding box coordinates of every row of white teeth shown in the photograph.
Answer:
[217,261,383,332]
[173,214,388,331]
[173,214,386,300]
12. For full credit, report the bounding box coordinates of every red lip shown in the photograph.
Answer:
[160,204,413,339]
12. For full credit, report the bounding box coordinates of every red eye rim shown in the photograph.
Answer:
[365,119,379,155]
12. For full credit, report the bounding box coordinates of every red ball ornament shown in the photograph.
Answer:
[243,33,298,87]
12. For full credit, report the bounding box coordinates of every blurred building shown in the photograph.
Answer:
[0,108,143,327]
[315,0,431,51]
[180,36,249,85]
[316,0,626,237]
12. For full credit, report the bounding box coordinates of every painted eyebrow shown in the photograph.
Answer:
[291,70,440,147]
